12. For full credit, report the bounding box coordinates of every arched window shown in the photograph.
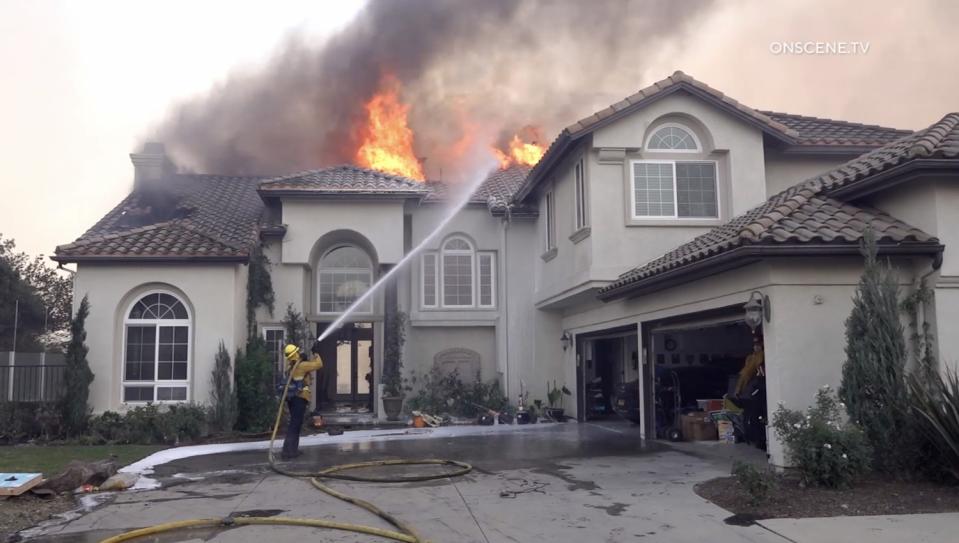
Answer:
[421,236,495,309]
[123,291,191,403]
[442,237,474,307]
[318,245,373,314]
[646,124,700,151]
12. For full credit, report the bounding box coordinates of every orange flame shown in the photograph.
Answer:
[491,133,545,169]
[356,75,425,181]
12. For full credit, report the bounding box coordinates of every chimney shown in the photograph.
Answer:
[130,142,174,190]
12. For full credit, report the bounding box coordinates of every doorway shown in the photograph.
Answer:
[315,322,373,412]
[575,325,639,421]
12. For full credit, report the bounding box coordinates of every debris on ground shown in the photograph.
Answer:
[410,411,442,427]
[40,458,118,494]
[498,478,549,499]
[98,472,138,492]
[0,492,75,542]
[0,474,43,497]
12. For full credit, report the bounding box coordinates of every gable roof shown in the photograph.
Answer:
[54,174,266,263]
[597,114,959,301]
[258,165,429,198]
[514,71,912,202]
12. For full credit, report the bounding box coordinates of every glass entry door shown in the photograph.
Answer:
[333,323,373,404]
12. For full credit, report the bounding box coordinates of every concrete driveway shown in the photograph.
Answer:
[26,421,788,543]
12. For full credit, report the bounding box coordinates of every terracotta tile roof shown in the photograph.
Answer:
[424,165,532,212]
[597,113,959,299]
[54,174,265,262]
[258,165,429,196]
[759,110,912,147]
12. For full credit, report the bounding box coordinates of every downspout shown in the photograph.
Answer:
[501,205,512,398]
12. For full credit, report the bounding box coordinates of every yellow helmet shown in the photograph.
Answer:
[283,344,300,362]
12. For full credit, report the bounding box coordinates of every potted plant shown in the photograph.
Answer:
[546,381,572,422]
[381,311,409,421]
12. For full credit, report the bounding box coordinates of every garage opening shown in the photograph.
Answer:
[575,325,639,421]
[645,309,767,451]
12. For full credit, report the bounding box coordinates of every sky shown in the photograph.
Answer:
[1,0,958,261]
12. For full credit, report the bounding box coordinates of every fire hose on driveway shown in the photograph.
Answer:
[100,359,472,543]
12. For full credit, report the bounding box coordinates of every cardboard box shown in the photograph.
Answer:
[681,411,718,441]
[717,420,735,444]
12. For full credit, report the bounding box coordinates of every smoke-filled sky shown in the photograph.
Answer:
[2,0,958,260]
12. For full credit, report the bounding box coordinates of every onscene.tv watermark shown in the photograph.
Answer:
[769,41,871,55]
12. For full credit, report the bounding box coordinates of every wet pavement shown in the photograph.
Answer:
[20,421,789,543]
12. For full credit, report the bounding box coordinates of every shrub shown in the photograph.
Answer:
[235,339,275,432]
[209,341,238,433]
[59,295,94,436]
[731,461,774,506]
[0,402,62,442]
[88,404,209,444]
[839,231,915,473]
[382,311,408,397]
[772,387,872,488]
[407,367,508,418]
[908,366,959,481]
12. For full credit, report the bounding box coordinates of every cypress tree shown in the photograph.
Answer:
[209,341,237,432]
[839,230,912,473]
[60,295,94,436]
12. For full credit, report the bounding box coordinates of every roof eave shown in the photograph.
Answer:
[827,159,959,200]
[598,241,944,302]
[776,144,892,157]
[257,189,428,200]
[50,254,250,264]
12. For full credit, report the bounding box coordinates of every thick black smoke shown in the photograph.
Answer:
[156,0,713,181]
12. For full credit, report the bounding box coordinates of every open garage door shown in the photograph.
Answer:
[647,310,766,451]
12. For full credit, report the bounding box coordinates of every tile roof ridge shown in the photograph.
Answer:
[260,164,423,187]
[757,109,913,134]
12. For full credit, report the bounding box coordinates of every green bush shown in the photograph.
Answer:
[908,366,959,481]
[209,341,238,433]
[235,339,276,432]
[0,402,62,442]
[731,461,774,506]
[407,367,508,418]
[772,387,872,488]
[88,404,209,445]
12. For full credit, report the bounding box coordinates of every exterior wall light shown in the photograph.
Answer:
[561,331,572,351]
[743,291,770,332]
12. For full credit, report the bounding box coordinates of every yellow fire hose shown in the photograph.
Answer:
[100,357,472,543]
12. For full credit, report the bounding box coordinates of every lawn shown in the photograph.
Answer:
[0,444,165,477]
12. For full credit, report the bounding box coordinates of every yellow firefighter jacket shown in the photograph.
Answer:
[288,354,324,402]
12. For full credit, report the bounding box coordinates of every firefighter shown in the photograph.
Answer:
[280,343,323,460]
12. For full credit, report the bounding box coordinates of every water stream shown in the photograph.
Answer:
[316,168,493,343]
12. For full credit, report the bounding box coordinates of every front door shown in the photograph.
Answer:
[332,323,373,406]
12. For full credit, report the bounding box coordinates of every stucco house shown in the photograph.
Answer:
[53,71,959,465]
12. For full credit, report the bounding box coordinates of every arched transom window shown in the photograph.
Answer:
[317,245,373,314]
[421,236,495,309]
[123,292,191,403]
[646,124,700,151]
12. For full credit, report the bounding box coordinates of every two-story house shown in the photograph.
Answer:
[53,72,959,465]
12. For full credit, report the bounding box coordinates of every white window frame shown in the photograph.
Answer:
[573,158,589,231]
[262,326,286,374]
[644,122,702,153]
[122,290,191,405]
[477,252,496,309]
[630,159,720,220]
[420,238,496,310]
[544,190,556,250]
[441,236,475,308]
[420,252,439,308]
[316,245,373,315]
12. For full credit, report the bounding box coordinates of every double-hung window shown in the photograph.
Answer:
[421,236,495,309]
[573,159,588,231]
